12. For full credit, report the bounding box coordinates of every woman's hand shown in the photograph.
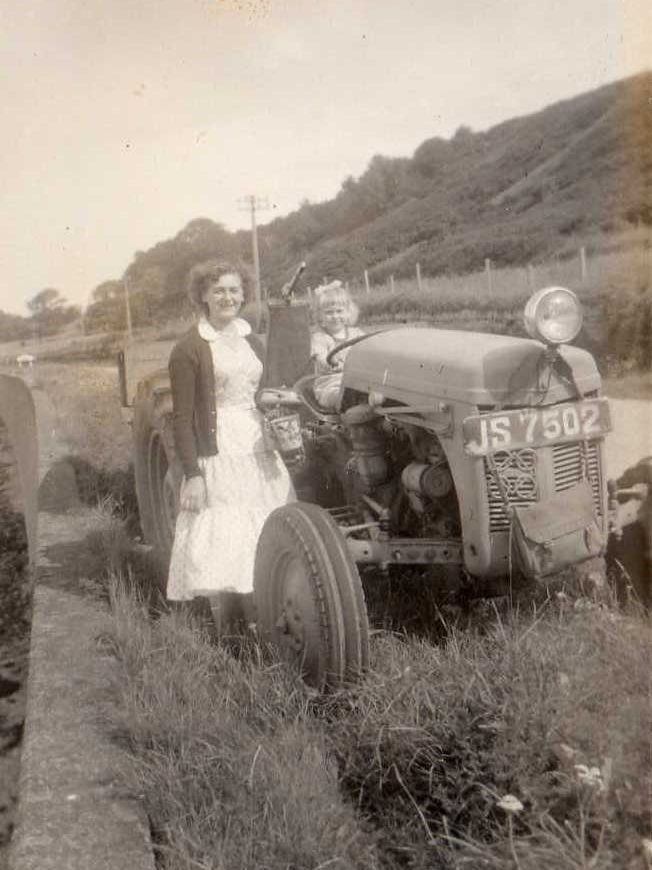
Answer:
[180,475,207,513]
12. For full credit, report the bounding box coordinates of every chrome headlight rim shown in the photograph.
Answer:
[523,285,583,346]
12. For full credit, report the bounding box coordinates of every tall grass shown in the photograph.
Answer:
[323,603,651,869]
[354,243,650,316]
[105,576,380,870]
[33,363,139,526]
[103,554,651,870]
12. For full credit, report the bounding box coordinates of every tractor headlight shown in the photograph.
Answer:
[524,286,583,345]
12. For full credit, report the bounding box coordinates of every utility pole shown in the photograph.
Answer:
[124,275,133,340]
[238,194,270,328]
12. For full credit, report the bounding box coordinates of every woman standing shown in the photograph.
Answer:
[166,259,295,623]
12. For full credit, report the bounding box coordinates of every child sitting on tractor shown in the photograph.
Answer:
[310,281,364,409]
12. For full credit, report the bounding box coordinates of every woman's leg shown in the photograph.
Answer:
[168,596,218,640]
[209,591,253,637]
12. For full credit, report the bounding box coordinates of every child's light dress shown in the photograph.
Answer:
[311,326,365,409]
[311,326,365,374]
[166,318,295,600]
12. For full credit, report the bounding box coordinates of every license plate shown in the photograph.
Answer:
[463,399,611,456]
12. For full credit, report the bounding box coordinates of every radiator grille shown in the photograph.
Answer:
[551,441,602,511]
[485,440,602,531]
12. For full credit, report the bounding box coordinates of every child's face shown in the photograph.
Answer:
[320,300,348,335]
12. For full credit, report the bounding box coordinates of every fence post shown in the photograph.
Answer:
[390,275,395,294]
[528,264,535,289]
[485,258,492,293]
[364,269,370,295]
[416,262,422,293]
[580,246,587,283]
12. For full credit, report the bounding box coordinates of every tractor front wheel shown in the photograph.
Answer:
[253,502,369,690]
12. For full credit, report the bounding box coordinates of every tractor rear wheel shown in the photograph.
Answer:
[132,378,181,577]
[253,502,370,690]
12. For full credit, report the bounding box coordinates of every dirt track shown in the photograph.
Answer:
[604,398,651,479]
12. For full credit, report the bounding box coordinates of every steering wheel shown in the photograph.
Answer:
[324,331,374,368]
[324,327,396,368]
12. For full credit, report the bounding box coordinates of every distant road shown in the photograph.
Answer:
[604,399,651,480]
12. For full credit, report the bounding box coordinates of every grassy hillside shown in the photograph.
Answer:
[257,72,650,289]
[63,70,650,335]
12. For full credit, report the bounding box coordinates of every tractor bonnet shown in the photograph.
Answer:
[341,327,601,406]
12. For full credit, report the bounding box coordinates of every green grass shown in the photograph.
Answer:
[323,603,651,869]
[351,241,652,373]
[31,363,139,526]
[355,227,651,314]
[104,576,380,870]
[102,566,651,870]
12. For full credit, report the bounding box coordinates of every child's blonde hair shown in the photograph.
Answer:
[313,280,359,326]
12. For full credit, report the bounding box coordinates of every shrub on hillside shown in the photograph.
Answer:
[603,285,652,371]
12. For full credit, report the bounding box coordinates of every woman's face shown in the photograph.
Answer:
[319,299,348,336]
[202,272,244,325]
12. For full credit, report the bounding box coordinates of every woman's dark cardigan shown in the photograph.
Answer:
[168,325,266,479]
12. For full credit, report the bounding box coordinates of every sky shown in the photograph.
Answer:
[1,0,649,315]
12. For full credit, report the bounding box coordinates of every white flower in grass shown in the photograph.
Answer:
[642,839,652,862]
[574,764,605,792]
[574,597,597,612]
[497,794,524,814]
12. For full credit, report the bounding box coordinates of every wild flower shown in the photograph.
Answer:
[574,763,605,792]
[497,795,524,867]
[496,795,524,814]
[573,597,597,612]
[641,838,652,865]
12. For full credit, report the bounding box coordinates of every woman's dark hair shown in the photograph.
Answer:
[186,259,253,316]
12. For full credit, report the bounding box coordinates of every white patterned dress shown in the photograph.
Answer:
[166,317,295,600]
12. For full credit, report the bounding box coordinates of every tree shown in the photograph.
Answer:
[27,288,79,337]
[0,310,31,342]
[26,288,64,315]
[91,280,124,304]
